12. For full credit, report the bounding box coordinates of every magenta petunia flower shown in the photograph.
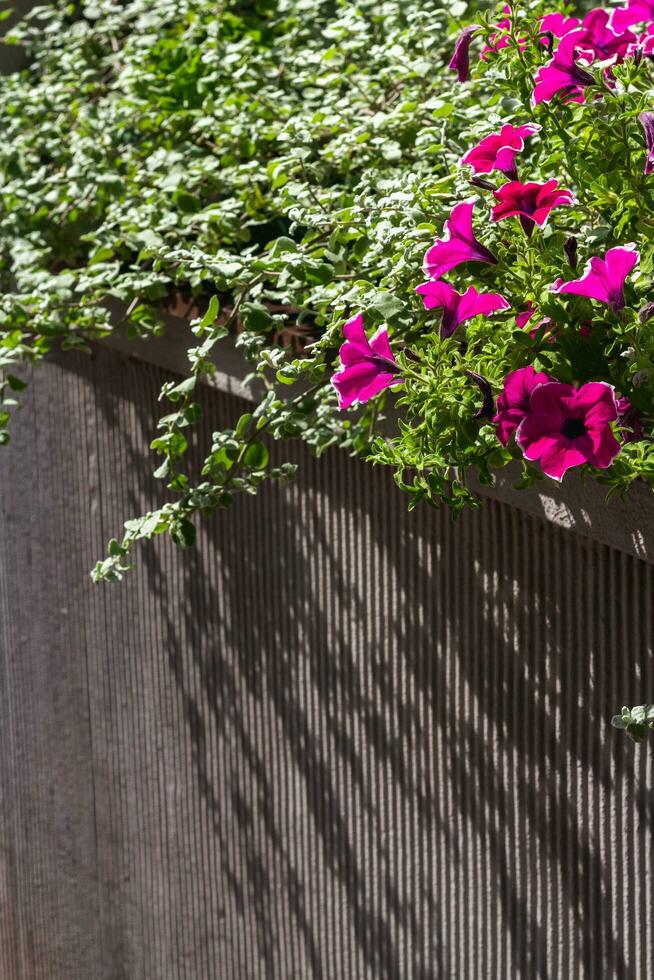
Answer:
[461,123,541,180]
[331,313,403,409]
[516,381,621,480]
[539,12,581,39]
[491,179,575,235]
[639,112,654,173]
[415,280,510,338]
[449,26,479,81]
[423,200,497,280]
[576,8,636,61]
[532,30,596,106]
[551,244,639,312]
[493,365,554,446]
[612,0,654,32]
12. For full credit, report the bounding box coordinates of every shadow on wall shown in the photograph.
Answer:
[9,344,654,980]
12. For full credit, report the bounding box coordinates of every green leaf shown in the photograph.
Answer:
[244,441,269,470]
[174,191,201,213]
[6,374,26,392]
[171,518,196,548]
[368,290,404,320]
[242,302,274,331]
[198,296,220,332]
[153,458,171,479]
[139,513,163,537]
[268,237,298,256]
[165,376,197,401]
[235,413,253,438]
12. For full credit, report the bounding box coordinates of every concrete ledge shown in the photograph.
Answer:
[100,313,654,565]
[102,309,259,403]
[467,465,654,563]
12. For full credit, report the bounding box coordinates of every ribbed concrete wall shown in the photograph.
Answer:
[0,345,652,979]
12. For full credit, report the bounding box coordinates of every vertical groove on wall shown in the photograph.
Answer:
[1,346,653,980]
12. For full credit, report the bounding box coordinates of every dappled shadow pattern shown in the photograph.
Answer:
[3,344,653,979]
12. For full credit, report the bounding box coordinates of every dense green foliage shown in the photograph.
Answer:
[1,0,471,575]
[3,1,654,615]
[5,0,654,732]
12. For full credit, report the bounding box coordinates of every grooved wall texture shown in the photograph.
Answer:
[0,346,653,980]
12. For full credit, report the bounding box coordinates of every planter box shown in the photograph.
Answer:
[105,313,654,564]
[0,330,652,979]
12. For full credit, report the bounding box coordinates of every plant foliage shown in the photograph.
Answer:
[2,0,654,728]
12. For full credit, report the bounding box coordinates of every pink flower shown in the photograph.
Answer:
[423,200,497,280]
[532,30,596,106]
[612,0,654,32]
[551,245,639,312]
[491,179,575,235]
[576,8,636,61]
[415,280,510,338]
[493,365,554,446]
[449,26,479,81]
[539,12,581,39]
[331,313,403,409]
[639,111,654,173]
[461,123,541,180]
[516,381,621,480]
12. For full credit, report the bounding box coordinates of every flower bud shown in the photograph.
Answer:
[540,29,555,55]
[638,300,654,323]
[448,26,479,83]
[564,236,578,270]
[465,370,494,420]
[469,175,496,191]
[639,112,654,174]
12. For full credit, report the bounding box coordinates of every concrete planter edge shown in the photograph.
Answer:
[100,309,654,565]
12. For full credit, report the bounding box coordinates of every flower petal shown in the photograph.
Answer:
[551,259,609,304]
[457,286,510,321]
[446,199,475,241]
[538,435,592,480]
[415,279,458,311]
[341,313,370,354]
[570,381,618,424]
[527,381,576,423]
[584,421,622,467]
[493,366,552,445]
[331,362,401,409]
[604,244,639,285]
[368,325,397,363]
